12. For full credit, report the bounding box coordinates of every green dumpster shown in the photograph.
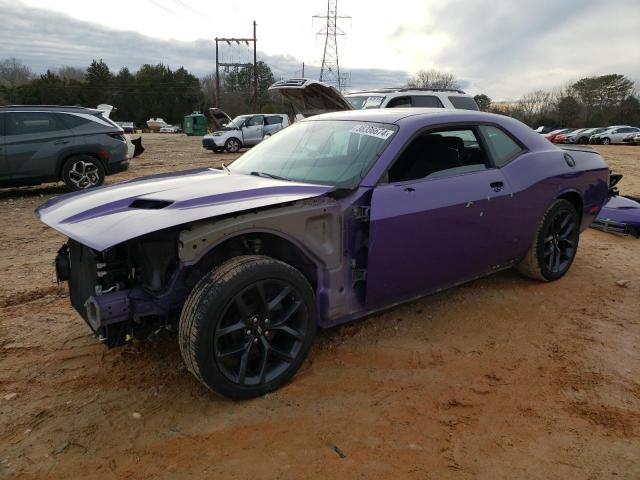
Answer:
[184,112,208,136]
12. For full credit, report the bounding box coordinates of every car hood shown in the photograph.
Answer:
[268,78,352,117]
[36,168,333,251]
[207,107,234,130]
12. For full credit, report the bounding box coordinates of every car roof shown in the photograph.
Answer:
[303,108,552,156]
[345,87,468,95]
[0,105,102,114]
[304,107,497,125]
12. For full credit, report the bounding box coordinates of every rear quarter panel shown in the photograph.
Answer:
[502,147,609,259]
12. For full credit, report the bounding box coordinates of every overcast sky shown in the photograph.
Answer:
[1,0,639,99]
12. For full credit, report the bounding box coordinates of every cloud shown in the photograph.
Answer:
[0,0,409,90]
[391,0,640,99]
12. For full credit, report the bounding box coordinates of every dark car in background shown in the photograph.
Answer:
[0,105,129,191]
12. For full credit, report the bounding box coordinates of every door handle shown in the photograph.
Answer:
[404,187,415,193]
[53,139,70,145]
[490,181,504,192]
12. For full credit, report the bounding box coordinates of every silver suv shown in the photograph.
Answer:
[0,105,129,190]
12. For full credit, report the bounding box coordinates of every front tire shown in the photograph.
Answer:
[601,137,611,145]
[61,155,105,191]
[517,199,580,281]
[225,138,241,153]
[179,255,317,399]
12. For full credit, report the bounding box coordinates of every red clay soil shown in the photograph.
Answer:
[1,136,639,479]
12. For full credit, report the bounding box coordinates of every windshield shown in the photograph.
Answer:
[227,115,250,129]
[345,95,386,110]
[229,120,398,188]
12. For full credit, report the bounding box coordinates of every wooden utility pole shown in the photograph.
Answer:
[215,39,220,107]
[253,21,258,110]
[214,22,258,110]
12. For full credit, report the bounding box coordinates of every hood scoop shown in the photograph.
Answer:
[129,199,173,210]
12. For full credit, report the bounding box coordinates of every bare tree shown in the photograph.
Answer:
[55,65,86,82]
[0,57,34,88]
[517,90,553,125]
[407,69,460,89]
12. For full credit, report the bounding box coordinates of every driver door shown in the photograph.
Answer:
[242,115,264,146]
[364,126,519,309]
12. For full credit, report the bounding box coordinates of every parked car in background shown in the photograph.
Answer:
[560,128,589,144]
[622,132,640,145]
[38,108,609,398]
[590,126,640,145]
[202,111,290,153]
[268,78,480,117]
[116,121,136,133]
[544,128,574,143]
[159,125,181,134]
[565,128,602,144]
[0,105,130,190]
[535,126,559,134]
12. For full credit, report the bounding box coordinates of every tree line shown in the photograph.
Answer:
[2,59,638,129]
[409,69,640,128]
[0,58,288,127]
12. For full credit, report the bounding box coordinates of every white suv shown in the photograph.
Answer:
[344,88,478,111]
[269,78,479,117]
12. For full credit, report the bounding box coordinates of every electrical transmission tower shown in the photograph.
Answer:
[313,0,350,91]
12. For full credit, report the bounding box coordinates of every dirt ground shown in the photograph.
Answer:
[0,134,639,479]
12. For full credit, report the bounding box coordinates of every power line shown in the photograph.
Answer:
[147,0,182,18]
[170,0,213,23]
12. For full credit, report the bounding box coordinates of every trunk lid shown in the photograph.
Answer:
[268,78,352,118]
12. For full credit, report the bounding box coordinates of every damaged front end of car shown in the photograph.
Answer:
[55,230,189,346]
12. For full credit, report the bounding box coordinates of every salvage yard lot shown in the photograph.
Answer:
[0,134,639,479]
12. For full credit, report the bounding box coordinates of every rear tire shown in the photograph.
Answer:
[61,155,105,191]
[517,199,580,281]
[179,255,317,399]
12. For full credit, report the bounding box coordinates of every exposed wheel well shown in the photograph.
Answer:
[557,191,583,221]
[186,232,318,292]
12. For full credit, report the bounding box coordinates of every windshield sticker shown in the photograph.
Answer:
[349,124,394,140]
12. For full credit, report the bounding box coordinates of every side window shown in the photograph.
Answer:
[57,113,91,129]
[412,95,444,108]
[386,96,412,108]
[0,113,4,137]
[265,116,283,126]
[6,112,67,136]
[247,115,264,127]
[388,128,488,183]
[448,96,480,111]
[478,125,524,167]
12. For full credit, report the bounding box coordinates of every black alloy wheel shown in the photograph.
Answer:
[179,255,317,399]
[214,279,310,387]
[542,209,578,275]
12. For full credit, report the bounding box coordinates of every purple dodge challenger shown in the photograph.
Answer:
[37,108,610,398]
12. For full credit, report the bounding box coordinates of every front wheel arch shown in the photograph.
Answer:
[186,231,321,294]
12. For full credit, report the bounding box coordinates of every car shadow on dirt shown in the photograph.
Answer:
[0,183,69,200]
